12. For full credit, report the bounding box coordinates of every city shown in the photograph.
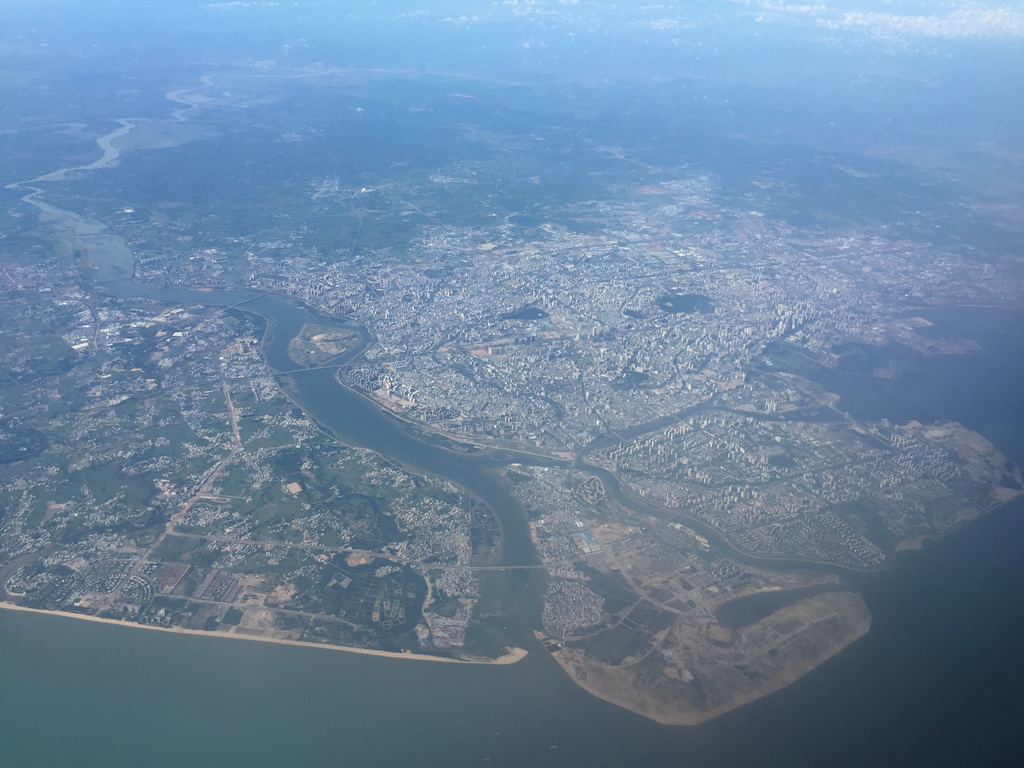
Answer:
[1,61,1022,724]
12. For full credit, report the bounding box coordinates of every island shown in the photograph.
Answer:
[2,62,1022,725]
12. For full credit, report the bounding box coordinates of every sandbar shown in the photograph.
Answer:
[0,602,526,665]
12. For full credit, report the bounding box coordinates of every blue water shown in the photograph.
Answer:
[3,495,1023,768]
[3,300,1024,767]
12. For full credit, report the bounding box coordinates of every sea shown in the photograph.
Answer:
[2,303,1023,768]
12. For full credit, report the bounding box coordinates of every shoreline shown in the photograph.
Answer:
[0,602,526,666]
[540,592,873,727]
[896,534,929,552]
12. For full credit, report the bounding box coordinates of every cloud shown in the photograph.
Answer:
[634,18,697,32]
[743,1,1024,41]
[823,8,1024,40]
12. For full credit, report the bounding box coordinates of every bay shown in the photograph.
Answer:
[2,292,1023,766]
[3,494,1023,768]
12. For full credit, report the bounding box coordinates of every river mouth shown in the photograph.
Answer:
[12,106,1024,734]
[91,277,549,658]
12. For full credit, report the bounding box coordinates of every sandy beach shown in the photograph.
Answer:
[896,535,930,552]
[0,601,526,665]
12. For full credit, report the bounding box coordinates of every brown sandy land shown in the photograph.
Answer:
[896,535,929,552]
[238,607,276,631]
[289,324,358,364]
[41,501,65,524]
[268,584,297,603]
[0,602,526,665]
[994,486,1023,502]
[918,422,1024,500]
[345,551,375,567]
[884,317,983,357]
[546,591,871,726]
[309,330,357,353]
[489,647,529,664]
[894,488,1022,554]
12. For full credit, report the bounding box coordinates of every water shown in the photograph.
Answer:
[2,289,1023,766]
[102,283,547,647]
[796,307,1024,464]
[3,496,1023,768]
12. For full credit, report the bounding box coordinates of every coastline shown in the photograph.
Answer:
[0,601,526,666]
[541,591,873,726]
[559,620,871,727]
[896,535,929,552]
[1,69,1015,737]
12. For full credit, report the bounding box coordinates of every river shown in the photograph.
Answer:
[3,492,1023,768]
[2,228,1023,766]
[2,284,1024,768]
[99,280,548,653]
